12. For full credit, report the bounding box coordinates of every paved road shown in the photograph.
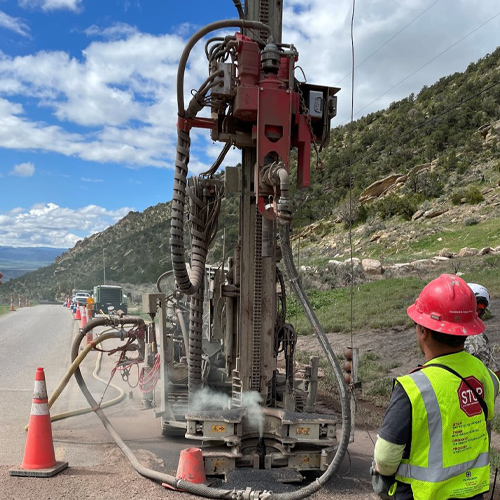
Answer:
[0,304,77,464]
[0,305,376,499]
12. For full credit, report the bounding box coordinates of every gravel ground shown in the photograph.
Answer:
[1,429,378,500]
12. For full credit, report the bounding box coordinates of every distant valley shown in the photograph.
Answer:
[0,246,65,282]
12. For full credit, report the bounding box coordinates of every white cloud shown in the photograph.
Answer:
[10,161,35,177]
[0,202,133,247]
[0,10,30,37]
[84,22,138,40]
[81,177,104,183]
[18,0,82,12]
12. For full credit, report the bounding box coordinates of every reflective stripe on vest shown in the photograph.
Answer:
[397,369,489,482]
[489,370,499,397]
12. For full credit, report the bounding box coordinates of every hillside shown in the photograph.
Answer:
[2,46,500,302]
[0,204,172,300]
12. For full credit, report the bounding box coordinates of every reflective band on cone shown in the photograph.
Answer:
[80,307,87,329]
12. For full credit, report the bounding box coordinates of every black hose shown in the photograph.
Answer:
[171,19,269,298]
[232,0,244,19]
[177,19,270,116]
[273,222,351,500]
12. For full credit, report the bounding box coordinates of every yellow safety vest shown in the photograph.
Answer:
[395,351,499,500]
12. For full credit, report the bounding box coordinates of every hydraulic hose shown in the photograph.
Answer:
[176,19,270,116]
[25,330,124,430]
[49,331,119,409]
[71,317,264,498]
[275,221,352,499]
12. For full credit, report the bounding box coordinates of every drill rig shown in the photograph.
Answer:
[143,0,351,479]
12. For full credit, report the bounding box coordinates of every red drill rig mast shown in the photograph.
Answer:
[144,0,351,480]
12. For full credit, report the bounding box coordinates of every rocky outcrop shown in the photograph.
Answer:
[423,208,448,219]
[458,247,479,257]
[484,119,500,143]
[438,249,455,258]
[298,245,499,284]
[359,174,406,203]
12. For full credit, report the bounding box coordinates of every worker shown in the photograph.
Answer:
[86,295,95,319]
[372,274,499,500]
[464,283,500,378]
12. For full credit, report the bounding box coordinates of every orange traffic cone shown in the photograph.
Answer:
[162,447,206,491]
[75,306,81,320]
[80,307,88,329]
[176,447,206,483]
[9,368,68,477]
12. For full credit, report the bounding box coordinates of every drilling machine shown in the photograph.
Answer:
[143,0,351,479]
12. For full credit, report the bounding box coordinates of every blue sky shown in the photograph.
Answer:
[1,0,500,248]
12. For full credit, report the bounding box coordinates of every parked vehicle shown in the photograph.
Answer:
[72,291,91,308]
[93,285,127,314]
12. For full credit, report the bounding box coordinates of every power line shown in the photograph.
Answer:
[335,0,442,87]
[351,10,500,121]
[348,0,356,356]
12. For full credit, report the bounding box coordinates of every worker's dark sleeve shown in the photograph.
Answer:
[378,382,412,446]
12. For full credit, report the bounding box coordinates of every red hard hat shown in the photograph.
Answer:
[407,274,484,336]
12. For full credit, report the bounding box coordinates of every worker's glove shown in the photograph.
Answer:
[370,463,396,499]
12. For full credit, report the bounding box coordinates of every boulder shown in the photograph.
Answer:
[438,249,454,258]
[389,263,414,277]
[412,210,425,221]
[410,259,433,270]
[424,208,448,219]
[478,247,492,256]
[362,259,383,275]
[327,260,341,269]
[338,258,361,270]
[359,174,405,203]
[432,256,451,263]
[458,247,479,257]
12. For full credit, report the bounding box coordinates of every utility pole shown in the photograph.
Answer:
[103,248,106,284]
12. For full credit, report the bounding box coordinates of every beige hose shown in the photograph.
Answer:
[25,330,124,430]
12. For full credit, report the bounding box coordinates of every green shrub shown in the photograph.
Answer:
[451,186,483,206]
[366,377,394,397]
[465,186,484,204]
[374,194,419,221]
[464,217,479,226]
[451,190,465,205]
